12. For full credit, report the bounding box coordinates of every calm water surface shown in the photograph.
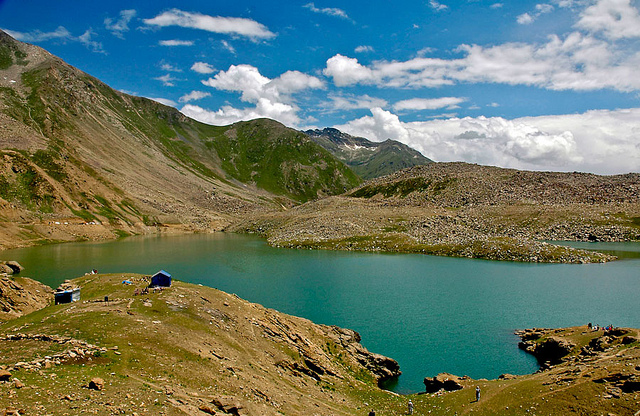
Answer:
[2,233,639,393]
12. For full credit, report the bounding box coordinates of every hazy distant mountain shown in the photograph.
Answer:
[305,128,432,180]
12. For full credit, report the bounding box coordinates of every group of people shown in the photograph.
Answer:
[368,387,481,415]
[588,322,614,332]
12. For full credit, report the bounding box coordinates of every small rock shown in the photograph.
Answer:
[13,378,24,389]
[199,405,217,415]
[88,377,104,391]
[2,407,21,416]
[0,370,11,381]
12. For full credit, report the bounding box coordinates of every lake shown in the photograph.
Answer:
[2,233,639,393]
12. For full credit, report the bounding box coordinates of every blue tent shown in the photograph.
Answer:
[150,270,172,287]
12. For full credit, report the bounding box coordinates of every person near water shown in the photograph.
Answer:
[476,386,481,401]
[408,399,414,415]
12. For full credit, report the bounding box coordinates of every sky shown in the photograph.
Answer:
[1,0,639,174]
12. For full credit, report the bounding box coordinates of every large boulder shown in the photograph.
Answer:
[424,373,464,393]
[88,377,104,391]
[0,261,23,275]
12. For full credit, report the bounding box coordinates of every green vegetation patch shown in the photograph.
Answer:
[32,149,68,182]
[0,44,13,69]
[205,120,361,202]
[93,195,131,225]
[0,152,56,212]
[0,42,27,69]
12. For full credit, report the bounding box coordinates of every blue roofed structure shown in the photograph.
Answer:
[150,270,172,287]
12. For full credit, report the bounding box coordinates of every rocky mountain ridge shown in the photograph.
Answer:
[305,127,432,179]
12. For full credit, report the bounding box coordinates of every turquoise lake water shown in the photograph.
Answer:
[2,233,639,393]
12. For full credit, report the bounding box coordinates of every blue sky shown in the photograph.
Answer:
[1,0,639,174]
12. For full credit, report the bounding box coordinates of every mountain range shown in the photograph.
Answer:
[0,30,639,263]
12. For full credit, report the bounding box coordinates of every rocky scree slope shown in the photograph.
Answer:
[306,127,432,180]
[230,162,640,263]
[0,30,360,249]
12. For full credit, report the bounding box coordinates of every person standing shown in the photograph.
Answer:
[408,399,414,415]
[476,386,481,402]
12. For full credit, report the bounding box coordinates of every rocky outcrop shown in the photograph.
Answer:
[0,276,53,320]
[518,336,576,365]
[255,312,400,387]
[423,373,465,393]
[0,261,23,275]
[322,325,401,385]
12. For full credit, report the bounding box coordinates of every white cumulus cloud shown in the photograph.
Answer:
[323,54,376,87]
[179,90,211,103]
[191,62,216,74]
[323,28,640,92]
[575,0,640,39]
[181,99,299,127]
[202,65,324,104]
[322,94,388,112]
[78,29,105,54]
[187,65,324,127]
[159,39,193,46]
[161,62,182,72]
[303,3,350,19]
[517,13,535,24]
[355,45,374,53]
[3,26,72,42]
[429,1,449,11]
[154,74,179,87]
[144,9,275,41]
[393,97,467,111]
[4,26,104,53]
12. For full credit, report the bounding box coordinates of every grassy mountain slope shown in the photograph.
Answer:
[0,31,360,249]
[306,127,432,179]
[0,273,402,415]
[207,120,361,202]
[230,162,640,263]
